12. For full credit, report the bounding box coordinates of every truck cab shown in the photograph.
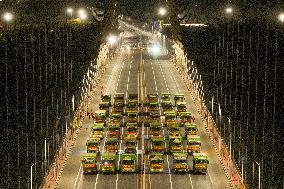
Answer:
[176,101,187,115]
[164,111,176,126]
[124,138,137,153]
[149,123,164,138]
[124,123,139,139]
[120,153,138,173]
[108,124,121,139]
[179,112,195,126]
[147,102,160,117]
[192,152,209,174]
[169,138,184,154]
[160,93,171,107]
[90,123,104,140]
[101,94,112,106]
[173,153,188,173]
[86,138,100,154]
[82,153,97,174]
[109,113,123,127]
[94,110,107,125]
[187,135,201,154]
[114,93,125,107]
[168,123,181,141]
[149,153,164,173]
[174,94,185,106]
[185,123,198,135]
[127,94,138,105]
[147,93,159,104]
[100,152,117,174]
[99,102,110,116]
[105,138,119,153]
[149,137,166,153]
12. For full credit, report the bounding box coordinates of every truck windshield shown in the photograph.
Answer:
[122,159,134,165]
[188,141,200,146]
[153,141,164,146]
[195,159,207,164]
[151,159,163,164]
[174,159,186,164]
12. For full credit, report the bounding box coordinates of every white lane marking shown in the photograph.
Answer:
[116,133,123,189]
[188,173,194,189]
[94,174,99,189]
[207,169,215,189]
[72,165,82,189]
[166,155,174,189]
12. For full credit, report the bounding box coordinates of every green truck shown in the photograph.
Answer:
[127,93,138,105]
[173,94,185,106]
[185,123,198,135]
[192,152,209,174]
[176,101,187,115]
[186,135,201,154]
[119,153,138,173]
[99,101,110,116]
[149,123,164,139]
[101,94,112,106]
[108,124,121,139]
[149,153,164,173]
[147,102,160,117]
[169,138,184,154]
[100,152,117,174]
[124,138,137,153]
[168,123,181,141]
[164,111,176,126]
[105,137,119,153]
[81,153,97,174]
[173,153,188,173]
[86,138,100,154]
[90,123,104,140]
[179,112,194,126]
[149,137,166,153]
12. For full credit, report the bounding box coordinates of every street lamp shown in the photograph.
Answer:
[225,7,233,14]
[2,12,13,23]
[278,13,284,23]
[67,8,73,16]
[78,8,88,21]
[158,7,167,16]
[107,35,117,48]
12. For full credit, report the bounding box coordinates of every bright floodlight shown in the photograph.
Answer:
[78,8,87,20]
[278,13,284,23]
[107,35,117,45]
[67,8,73,14]
[2,12,13,23]
[225,7,233,14]
[159,7,167,16]
[148,43,161,56]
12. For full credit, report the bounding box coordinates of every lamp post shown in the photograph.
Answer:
[30,163,34,189]
[278,13,284,23]
[2,12,14,30]
[228,117,232,167]
[78,8,88,22]
[158,7,167,17]
[67,8,73,18]
[255,161,261,189]
[225,7,233,14]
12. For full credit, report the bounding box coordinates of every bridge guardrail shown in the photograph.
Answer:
[170,38,245,189]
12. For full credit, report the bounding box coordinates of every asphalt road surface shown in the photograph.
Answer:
[57,29,231,189]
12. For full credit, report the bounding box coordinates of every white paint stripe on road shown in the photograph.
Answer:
[188,173,194,189]
[72,165,82,189]
[94,173,99,189]
[166,155,174,189]
[207,169,216,189]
